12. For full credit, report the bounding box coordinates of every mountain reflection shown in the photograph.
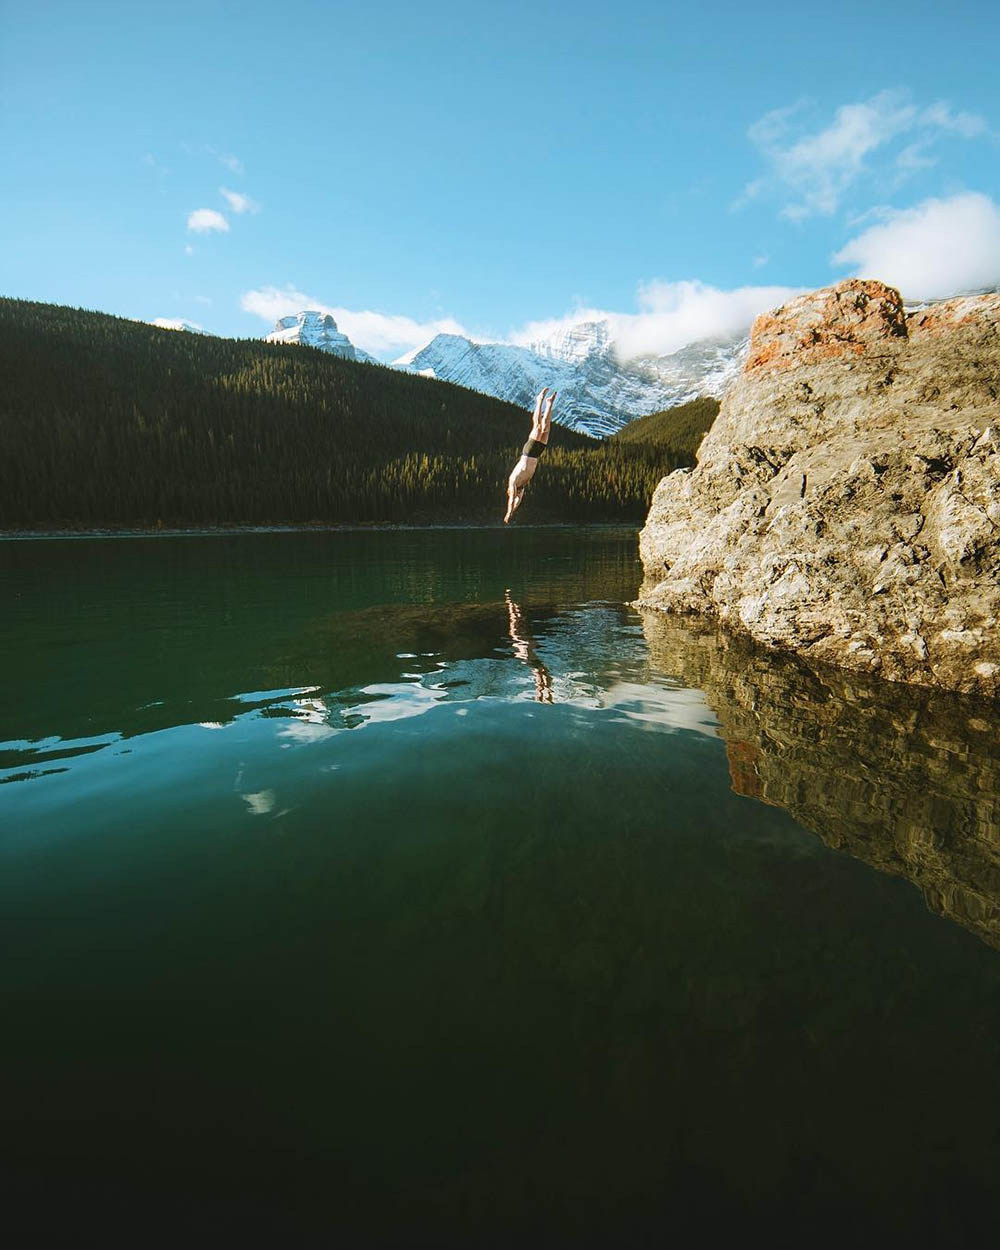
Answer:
[640,610,1000,949]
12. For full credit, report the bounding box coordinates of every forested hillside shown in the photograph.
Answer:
[0,299,715,527]
[611,396,720,458]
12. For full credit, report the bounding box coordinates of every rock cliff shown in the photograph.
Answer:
[638,279,1000,697]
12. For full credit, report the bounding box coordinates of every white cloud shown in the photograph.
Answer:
[616,280,800,359]
[187,208,229,233]
[242,278,802,363]
[833,191,1000,299]
[220,187,260,214]
[150,317,205,332]
[337,310,469,356]
[507,307,611,347]
[244,280,802,364]
[240,285,469,357]
[743,91,988,220]
[510,281,798,360]
[184,244,195,256]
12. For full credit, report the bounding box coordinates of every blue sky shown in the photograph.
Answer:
[2,0,998,359]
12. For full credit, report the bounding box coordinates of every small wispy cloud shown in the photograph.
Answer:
[240,285,469,358]
[919,101,986,138]
[833,191,1000,299]
[187,208,230,233]
[895,142,937,175]
[206,147,244,174]
[182,143,244,173]
[141,152,169,180]
[220,187,260,214]
[740,90,989,221]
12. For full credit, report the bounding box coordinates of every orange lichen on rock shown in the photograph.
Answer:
[725,738,762,800]
[746,279,908,373]
[907,292,1000,338]
[638,277,1000,697]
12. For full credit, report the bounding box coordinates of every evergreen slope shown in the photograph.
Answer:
[610,396,720,458]
[0,298,712,527]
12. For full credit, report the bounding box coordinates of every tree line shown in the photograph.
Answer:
[0,298,719,527]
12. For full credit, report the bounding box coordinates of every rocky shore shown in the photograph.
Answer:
[638,279,999,697]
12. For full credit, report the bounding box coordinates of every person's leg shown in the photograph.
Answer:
[529,387,547,440]
[539,390,556,443]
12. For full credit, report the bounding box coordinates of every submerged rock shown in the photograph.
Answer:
[640,610,1000,950]
[637,279,1000,697]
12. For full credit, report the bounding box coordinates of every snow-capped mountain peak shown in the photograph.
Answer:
[523,319,613,365]
[149,317,209,334]
[395,319,747,437]
[261,306,747,437]
[265,310,379,364]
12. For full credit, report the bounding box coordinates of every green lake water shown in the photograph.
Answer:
[1,527,998,1244]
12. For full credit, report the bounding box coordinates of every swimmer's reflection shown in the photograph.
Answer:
[505,590,554,703]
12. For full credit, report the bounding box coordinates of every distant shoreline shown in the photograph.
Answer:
[0,521,640,541]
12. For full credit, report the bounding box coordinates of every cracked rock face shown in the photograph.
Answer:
[638,279,1000,697]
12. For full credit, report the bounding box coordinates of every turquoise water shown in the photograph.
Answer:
[1,527,998,1243]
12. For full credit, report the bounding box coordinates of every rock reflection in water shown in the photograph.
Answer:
[640,610,1000,949]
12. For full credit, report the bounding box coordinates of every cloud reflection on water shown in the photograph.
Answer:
[3,589,997,951]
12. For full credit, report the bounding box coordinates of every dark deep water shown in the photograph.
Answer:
[1,527,998,1244]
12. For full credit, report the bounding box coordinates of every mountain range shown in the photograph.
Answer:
[266,311,747,438]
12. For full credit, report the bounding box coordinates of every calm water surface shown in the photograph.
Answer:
[2,527,998,1243]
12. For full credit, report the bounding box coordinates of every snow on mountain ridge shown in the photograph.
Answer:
[265,310,380,364]
[149,318,209,334]
[263,308,747,437]
[524,319,614,365]
[395,320,747,437]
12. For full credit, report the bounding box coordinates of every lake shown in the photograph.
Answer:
[2,526,998,1244]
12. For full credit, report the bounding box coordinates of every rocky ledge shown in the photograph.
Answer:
[638,279,1000,697]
